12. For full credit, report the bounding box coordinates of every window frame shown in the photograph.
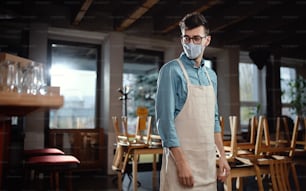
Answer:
[239,51,267,129]
[45,40,101,130]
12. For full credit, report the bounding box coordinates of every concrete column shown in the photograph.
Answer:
[209,48,240,135]
[24,23,48,149]
[101,32,124,175]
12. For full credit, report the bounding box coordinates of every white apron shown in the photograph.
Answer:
[160,59,217,191]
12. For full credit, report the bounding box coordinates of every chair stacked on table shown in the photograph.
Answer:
[221,115,301,191]
[23,147,80,191]
[111,115,162,191]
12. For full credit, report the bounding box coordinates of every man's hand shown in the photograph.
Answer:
[170,147,194,187]
[175,159,194,187]
[217,156,231,182]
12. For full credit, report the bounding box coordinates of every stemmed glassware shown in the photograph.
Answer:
[0,60,47,95]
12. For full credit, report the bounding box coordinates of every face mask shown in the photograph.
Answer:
[182,43,204,59]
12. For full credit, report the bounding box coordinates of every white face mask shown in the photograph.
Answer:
[182,42,204,59]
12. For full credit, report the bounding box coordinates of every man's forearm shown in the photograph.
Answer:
[215,132,226,158]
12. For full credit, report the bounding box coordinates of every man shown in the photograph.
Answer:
[155,12,230,190]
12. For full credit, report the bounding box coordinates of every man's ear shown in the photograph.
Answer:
[204,36,211,46]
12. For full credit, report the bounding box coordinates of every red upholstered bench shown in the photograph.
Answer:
[25,155,80,191]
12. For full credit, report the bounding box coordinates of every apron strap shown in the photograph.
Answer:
[176,59,190,84]
[176,58,213,86]
[203,67,213,86]
[164,148,176,173]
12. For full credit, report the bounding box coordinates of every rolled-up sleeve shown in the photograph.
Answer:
[155,63,180,148]
[208,69,221,133]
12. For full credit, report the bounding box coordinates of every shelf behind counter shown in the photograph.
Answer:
[0,91,64,116]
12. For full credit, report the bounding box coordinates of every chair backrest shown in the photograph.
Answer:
[249,116,259,146]
[254,116,271,156]
[229,115,238,158]
[112,116,137,145]
[112,115,153,145]
[295,117,306,151]
[254,115,299,158]
[275,116,291,147]
[268,158,293,191]
[271,116,299,158]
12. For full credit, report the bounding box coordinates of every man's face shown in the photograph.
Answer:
[181,26,210,47]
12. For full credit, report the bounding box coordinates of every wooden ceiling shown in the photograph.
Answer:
[0,0,305,62]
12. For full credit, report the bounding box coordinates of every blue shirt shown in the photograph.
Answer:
[155,53,221,148]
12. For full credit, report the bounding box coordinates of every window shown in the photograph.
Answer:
[280,66,296,119]
[48,41,99,129]
[122,48,163,134]
[239,52,266,128]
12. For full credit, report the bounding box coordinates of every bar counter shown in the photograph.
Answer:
[0,91,64,189]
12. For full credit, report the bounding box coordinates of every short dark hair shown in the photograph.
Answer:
[179,12,210,35]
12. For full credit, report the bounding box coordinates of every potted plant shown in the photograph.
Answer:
[286,75,306,117]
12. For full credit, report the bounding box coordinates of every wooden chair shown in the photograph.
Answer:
[223,116,258,159]
[298,117,306,148]
[220,115,259,191]
[255,156,295,191]
[242,116,300,191]
[222,115,238,162]
[111,115,152,190]
[273,116,292,147]
[294,117,306,156]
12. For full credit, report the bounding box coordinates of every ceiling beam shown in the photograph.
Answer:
[73,0,93,26]
[160,0,220,34]
[116,0,159,32]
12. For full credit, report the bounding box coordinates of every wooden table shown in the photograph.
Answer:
[123,147,275,191]
[224,158,270,191]
[130,146,163,191]
[225,165,256,191]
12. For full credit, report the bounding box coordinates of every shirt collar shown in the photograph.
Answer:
[179,52,206,68]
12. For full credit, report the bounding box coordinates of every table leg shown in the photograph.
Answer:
[224,174,232,191]
[152,154,157,191]
[117,172,122,191]
[237,177,244,191]
[133,153,139,191]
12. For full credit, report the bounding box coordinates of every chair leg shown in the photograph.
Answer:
[49,171,53,189]
[290,163,300,191]
[66,170,73,191]
[54,171,60,191]
[254,164,265,191]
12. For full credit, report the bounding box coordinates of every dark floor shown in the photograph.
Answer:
[3,164,306,191]
[73,163,306,191]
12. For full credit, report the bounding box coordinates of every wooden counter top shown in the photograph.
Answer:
[0,92,64,116]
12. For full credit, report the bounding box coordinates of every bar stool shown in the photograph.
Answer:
[24,148,65,158]
[23,148,65,185]
[24,155,80,191]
